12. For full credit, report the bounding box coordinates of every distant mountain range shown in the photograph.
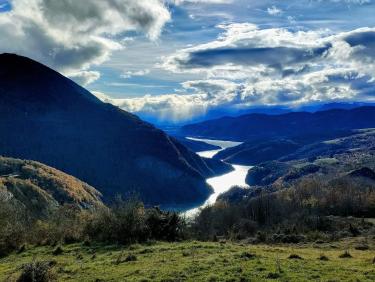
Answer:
[181,106,375,142]
[153,102,375,128]
[181,106,375,166]
[0,54,231,207]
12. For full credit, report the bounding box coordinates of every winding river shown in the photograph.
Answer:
[184,137,252,217]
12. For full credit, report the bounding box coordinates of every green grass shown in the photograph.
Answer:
[1,238,374,281]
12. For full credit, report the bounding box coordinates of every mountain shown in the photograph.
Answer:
[144,106,292,127]
[317,102,375,112]
[0,53,229,207]
[174,136,221,152]
[213,139,301,165]
[245,128,375,188]
[0,156,103,217]
[217,129,375,204]
[180,107,375,142]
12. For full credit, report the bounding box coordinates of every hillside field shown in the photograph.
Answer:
[0,238,374,281]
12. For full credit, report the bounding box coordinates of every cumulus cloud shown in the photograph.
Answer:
[267,6,283,16]
[172,0,233,4]
[68,71,101,86]
[162,23,331,74]
[0,0,170,84]
[324,0,371,4]
[94,90,210,123]
[163,23,375,80]
[121,69,151,79]
[116,23,375,123]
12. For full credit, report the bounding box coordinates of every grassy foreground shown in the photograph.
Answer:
[0,238,374,281]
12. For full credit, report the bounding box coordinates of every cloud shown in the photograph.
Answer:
[121,23,375,122]
[94,91,210,123]
[324,0,371,4]
[172,0,233,4]
[179,45,331,70]
[267,6,283,16]
[163,23,375,79]
[0,0,170,84]
[68,71,101,86]
[95,64,375,124]
[162,23,332,76]
[121,69,151,79]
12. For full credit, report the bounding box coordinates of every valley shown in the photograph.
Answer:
[1,1,375,281]
[0,59,374,280]
[183,138,251,217]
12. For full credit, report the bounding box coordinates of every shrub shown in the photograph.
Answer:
[17,260,56,282]
[271,234,305,243]
[319,254,329,261]
[354,244,369,251]
[256,231,267,243]
[239,251,255,260]
[339,251,352,258]
[266,272,280,279]
[288,254,303,260]
[145,207,184,241]
[232,219,258,239]
[125,254,137,262]
[52,246,63,256]
[17,244,26,254]
[0,199,29,257]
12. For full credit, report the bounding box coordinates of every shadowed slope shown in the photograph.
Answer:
[0,53,225,206]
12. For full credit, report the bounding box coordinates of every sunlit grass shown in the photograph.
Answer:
[1,238,374,281]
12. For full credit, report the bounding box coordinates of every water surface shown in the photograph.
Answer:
[184,137,251,217]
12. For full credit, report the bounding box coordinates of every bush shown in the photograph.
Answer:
[52,246,63,256]
[288,254,303,260]
[0,199,29,257]
[256,231,267,243]
[191,176,375,242]
[354,244,369,251]
[125,254,137,262]
[271,234,305,244]
[266,273,280,279]
[339,251,352,258]
[84,197,186,244]
[232,219,257,239]
[1,196,187,251]
[17,260,56,282]
[319,255,329,261]
[239,251,255,260]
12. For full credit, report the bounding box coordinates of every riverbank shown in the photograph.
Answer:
[184,137,251,217]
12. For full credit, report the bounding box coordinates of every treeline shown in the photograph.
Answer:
[1,177,374,257]
[192,177,375,242]
[0,197,185,257]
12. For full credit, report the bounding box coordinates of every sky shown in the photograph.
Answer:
[0,0,375,124]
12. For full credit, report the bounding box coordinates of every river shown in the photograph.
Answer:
[184,137,252,217]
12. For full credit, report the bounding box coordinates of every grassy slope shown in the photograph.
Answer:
[1,239,374,281]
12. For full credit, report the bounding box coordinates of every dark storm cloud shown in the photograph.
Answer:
[183,45,331,70]
[344,30,375,59]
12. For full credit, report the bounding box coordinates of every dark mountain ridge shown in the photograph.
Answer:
[180,107,375,142]
[0,53,229,206]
